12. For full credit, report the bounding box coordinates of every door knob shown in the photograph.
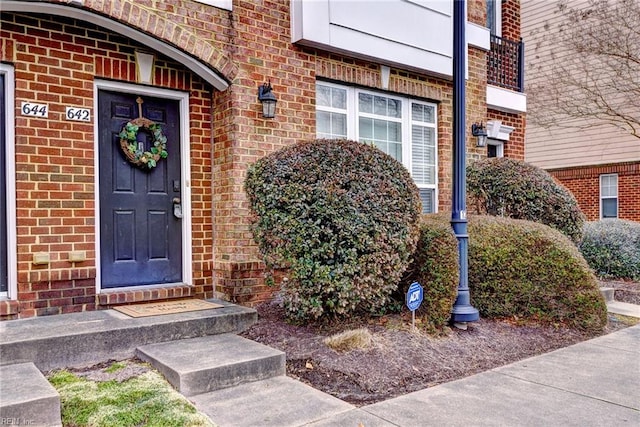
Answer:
[172,197,183,219]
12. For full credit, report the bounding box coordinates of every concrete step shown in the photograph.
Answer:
[191,376,354,427]
[0,363,62,427]
[600,287,615,302]
[136,334,285,396]
[0,300,256,371]
[607,300,640,319]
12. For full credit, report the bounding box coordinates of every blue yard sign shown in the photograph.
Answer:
[406,282,423,312]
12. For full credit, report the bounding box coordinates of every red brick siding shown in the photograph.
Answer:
[502,0,522,40]
[487,109,525,160]
[2,0,525,318]
[550,162,640,222]
[1,12,214,318]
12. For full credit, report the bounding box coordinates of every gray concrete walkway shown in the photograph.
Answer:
[303,324,640,427]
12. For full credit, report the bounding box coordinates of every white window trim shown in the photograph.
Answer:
[487,138,504,158]
[488,0,502,37]
[316,81,438,213]
[0,63,17,300]
[600,174,619,219]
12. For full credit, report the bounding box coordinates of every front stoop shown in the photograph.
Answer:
[0,300,256,371]
[0,363,62,427]
[137,334,286,396]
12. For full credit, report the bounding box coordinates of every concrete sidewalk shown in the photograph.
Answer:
[304,324,640,427]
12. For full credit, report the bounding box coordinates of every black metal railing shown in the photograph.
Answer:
[487,35,524,92]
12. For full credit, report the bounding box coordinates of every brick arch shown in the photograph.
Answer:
[4,0,237,88]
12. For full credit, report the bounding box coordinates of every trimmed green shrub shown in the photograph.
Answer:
[245,139,422,321]
[467,158,585,243]
[400,214,459,332]
[580,219,640,280]
[468,215,607,333]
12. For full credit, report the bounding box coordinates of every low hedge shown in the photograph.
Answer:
[400,215,459,332]
[467,215,607,333]
[467,158,585,243]
[580,219,640,280]
[245,139,421,321]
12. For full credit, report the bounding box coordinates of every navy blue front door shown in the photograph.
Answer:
[0,74,7,293]
[98,90,182,288]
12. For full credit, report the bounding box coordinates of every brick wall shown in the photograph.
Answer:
[2,0,507,318]
[1,12,214,318]
[550,162,640,222]
[501,0,522,40]
[487,109,525,160]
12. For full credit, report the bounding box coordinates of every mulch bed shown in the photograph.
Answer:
[241,280,638,406]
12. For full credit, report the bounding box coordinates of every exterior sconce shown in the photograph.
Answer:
[472,122,488,147]
[258,81,277,119]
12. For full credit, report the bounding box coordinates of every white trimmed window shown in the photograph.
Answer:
[600,174,618,219]
[316,82,438,213]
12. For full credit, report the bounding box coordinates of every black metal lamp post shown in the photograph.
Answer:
[450,0,479,328]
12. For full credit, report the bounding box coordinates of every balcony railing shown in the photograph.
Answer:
[487,35,524,92]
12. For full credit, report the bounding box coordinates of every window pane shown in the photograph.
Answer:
[389,122,401,142]
[332,87,347,109]
[317,111,331,135]
[411,125,435,185]
[374,119,387,140]
[359,93,372,113]
[388,99,401,118]
[389,142,402,162]
[317,111,347,139]
[419,188,434,213]
[602,198,618,218]
[412,103,434,123]
[601,174,618,197]
[317,85,331,107]
[374,96,387,115]
[359,117,373,139]
[332,113,347,137]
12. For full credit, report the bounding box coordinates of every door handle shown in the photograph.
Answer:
[172,197,183,219]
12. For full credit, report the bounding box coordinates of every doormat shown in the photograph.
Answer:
[113,299,223,318]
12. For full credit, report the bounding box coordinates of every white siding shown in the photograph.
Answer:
[292,0,453,78]
[522,0,640,169]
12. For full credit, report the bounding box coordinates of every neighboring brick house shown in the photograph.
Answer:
[522,0,640,222]
[0,0,526,319]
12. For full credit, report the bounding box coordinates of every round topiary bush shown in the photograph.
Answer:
[468,215,607,333]
[245,139,422,321]
[400,214,459,332]
[467,158,585,243]
[580,219,640,280]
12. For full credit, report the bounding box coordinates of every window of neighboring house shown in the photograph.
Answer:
[487,139,504,158]
[487,0,501,36]
[600,174,618,219]
[316,82,438,213]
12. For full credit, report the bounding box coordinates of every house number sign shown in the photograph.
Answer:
[21,101,48,118]
[65,106,91,122]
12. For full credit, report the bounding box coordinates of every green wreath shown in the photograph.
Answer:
[118,117,168,170]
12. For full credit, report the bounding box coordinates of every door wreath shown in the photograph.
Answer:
[118,97,168,170]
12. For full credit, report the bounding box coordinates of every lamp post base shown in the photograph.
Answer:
[451,305,480,324]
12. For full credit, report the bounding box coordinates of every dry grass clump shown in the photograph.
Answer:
[324,328,373,353]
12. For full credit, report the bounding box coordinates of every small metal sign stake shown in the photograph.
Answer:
[406,282,424,331]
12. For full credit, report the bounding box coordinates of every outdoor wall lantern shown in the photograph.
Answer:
[472,122,488,147]
[258,81,277,119]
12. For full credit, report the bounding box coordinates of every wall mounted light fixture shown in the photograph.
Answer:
[258,81,277,119]
[471,122,488,147]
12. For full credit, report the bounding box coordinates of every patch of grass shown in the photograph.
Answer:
[48,363,214,427]
[103,361,126,374]
[609,313,640,326]
[324,328,373,353]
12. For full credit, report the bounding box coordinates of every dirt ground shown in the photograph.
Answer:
[241,280,639,407]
